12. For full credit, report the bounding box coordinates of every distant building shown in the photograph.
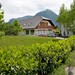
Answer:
[19,16,57,36]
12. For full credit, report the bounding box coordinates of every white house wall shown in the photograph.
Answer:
[34,29,55,36]
[34,29,48,36]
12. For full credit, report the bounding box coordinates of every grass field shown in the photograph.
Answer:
[0,36,53,47]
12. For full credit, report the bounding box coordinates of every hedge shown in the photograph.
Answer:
[0,35,75,75]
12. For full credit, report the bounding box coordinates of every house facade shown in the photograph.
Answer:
[19,16,56,36]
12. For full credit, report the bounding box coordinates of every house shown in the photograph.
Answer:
[19,16,57,36]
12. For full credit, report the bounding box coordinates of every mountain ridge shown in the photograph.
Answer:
[9,9,60,27]
[35,9,60,27]
[9,15,33,23]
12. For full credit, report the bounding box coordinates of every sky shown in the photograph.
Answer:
[0,0,73,22]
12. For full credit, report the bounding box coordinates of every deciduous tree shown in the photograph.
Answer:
[0,3,4,31]
[57,0,75,34]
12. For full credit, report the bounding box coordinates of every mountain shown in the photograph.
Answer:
[9,15,33,23]
[9,9,60,27]
[35,9,60,27]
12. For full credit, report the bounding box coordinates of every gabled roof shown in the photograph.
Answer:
[19,16,55,29]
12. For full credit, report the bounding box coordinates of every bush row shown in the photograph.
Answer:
[0,36,75,75]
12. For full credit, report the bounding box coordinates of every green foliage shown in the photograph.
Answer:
[3,23,11,35]
[69,20,75,34]
[0,36,75,75]
[3,20,22,35]
[0,10,4,25]
[11,20,22,35]
[0,31,5,37]
[57,0,75,34]
[65,38,75,67]
[70,0,75,22]
[0,5,22,35]
[0,4,4,31]
[52,28,60,36]
[57,4,69,26]
[57,4,66,24]
[66,50,75,67]
[52,65,66,75]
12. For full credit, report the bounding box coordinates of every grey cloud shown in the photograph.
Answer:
[0,0,73,22]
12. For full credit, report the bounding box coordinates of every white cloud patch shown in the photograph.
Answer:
[0,0,73,22]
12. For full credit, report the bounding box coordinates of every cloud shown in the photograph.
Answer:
[0,0,73,22]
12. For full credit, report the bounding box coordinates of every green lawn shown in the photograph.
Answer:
[0,36,52,47]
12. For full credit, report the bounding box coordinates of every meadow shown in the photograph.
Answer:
[0,36,53,47]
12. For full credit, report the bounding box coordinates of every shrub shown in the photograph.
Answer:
[0,35,75,74]
[0,31,5,37]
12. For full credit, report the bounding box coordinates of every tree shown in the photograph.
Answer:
[69,20,75,34]
[57,4,69,36]
[69,0,75,34]
[0,3,4,31]
[4,20,22,35]
[0,3,5,37]
[3,23,11,35]
[11,20,22,35]
[0,3,22,35]
[70,0,75,23]
[1,20,22,35]
[0,3,2,8]
[57,0,75,35]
